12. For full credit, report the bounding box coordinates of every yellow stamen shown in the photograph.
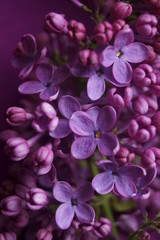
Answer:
[116,51,121,57]
[96,70,101,76]
[95,131,101,138]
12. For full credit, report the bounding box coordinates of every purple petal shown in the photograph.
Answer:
[40,86,59,101]
[56,203,74,229]
[71,62,95,78]
[69,111,95,136]
[87,74,106,101]
[18,81,45,94]
[113,59,132,84]
[50,119,71,139]
[123,42,149,63]
[36,63,53,84]
[19,63,33,79]
[98,133,119,156]
[100,46,116,67]
[114,29,134,49]
[71,136,96,160]
[58,95,81,119]
[92,172,114,194]
[96,160,117,172]
[119,165,146,179]
[74,202,95,223]
[22,34,36,56]
[53,65,70,85]
[53,181,72,202]
[86,106,100,126]
[97,106,117,133]
[115,175,136,198]
[140,168,157,189]
[76,182,94,202]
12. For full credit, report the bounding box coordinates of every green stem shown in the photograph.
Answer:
[101,195,120,240]
[128,212,160,240]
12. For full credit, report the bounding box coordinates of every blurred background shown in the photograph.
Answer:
[0,0,91,181]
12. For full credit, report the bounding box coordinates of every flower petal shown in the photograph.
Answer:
[113,59,132,84]
[56,203,74,229]
[98,132,119,156]
[69,111,95,136]
[53,64,70,85]
[97,106,117,133]
[53,181,72,202]
[22,34,36,56]
[86,106,100,126]
[100,46,116,67]
[71,136,96,160]
[40,86,59,101]
[75,202,95,223]
[36,63,53,84]
[123,42,149,63]
[119,165,146,179]
[92,172,114,194]
[114,175,136,198]
[76,182,94,202]
[50,119,71,139]
[87,74,106,101]
[18,81,45,94]
[114,29,134,49]
[19,63,33,79]
[58,95,81,119]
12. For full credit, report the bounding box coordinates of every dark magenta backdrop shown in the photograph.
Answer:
[0,0,92,181]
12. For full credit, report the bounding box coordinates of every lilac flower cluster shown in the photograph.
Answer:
[1,0,160,239]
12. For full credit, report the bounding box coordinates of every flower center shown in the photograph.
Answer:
[116,51,121,57]
[96,70,101,76]
[71,198,77,206]
[94,131,101,138]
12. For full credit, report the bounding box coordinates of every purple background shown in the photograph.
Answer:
[0,0,91,181]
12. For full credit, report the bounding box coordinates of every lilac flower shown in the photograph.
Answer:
[53,181,95,230]
[100,29,149,84]
[71,63,121,100]
[92,160,145,198]
[12,34,47,79]
[0,232,17,240]
[0,195,22,216]
[35,228,53,240]
[18,63,70,101]
[69,106,119,159]
[26,188,48,210]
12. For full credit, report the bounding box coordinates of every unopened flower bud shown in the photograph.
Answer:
[112,2,132,19]
[132,96,149,114]
[78,50,98,67]
[93,217,111,238]
[135,14,158,38]
[26,188,48,210]
[152,111,160,132]
[115,146,135,165]
[0,232,16,240]
[32,102,59,133]
[34,228,53,240]
[112,19,129,35]
[68,20,86,42]
[94,21,113,44]
[107,87,133,109]
[0,195,22,216]
[14,210,29,228]
[6,107,26,126]
[45,12,67,33]
[133,64,156,87]
[33,145,54,175]
[5,137,30,161]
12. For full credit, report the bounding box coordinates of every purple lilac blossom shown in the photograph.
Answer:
[69,105,119,159]
[18,63,70,101]
[53,181,95,229]
[100,29,149,84]
[92,160,145,198]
